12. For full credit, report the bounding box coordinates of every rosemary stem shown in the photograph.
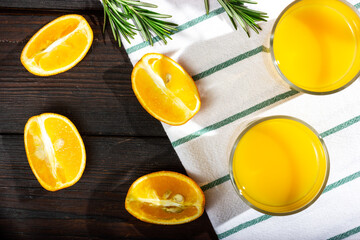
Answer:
[102,0,178,47]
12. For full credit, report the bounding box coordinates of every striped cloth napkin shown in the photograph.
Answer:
[121,0,360,239]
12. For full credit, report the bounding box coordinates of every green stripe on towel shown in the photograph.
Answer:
[217,169,360,239]
[214,2,360,232]
[192,46,267,81]
[218,215,273,239]
[320,115,360,138]
[201,175,231,191]
[190,0,360,192]
[328,226,360,240]
[171,90,299,148]
[126,1,360,54]
[201,114,360,192]
[126,7,226,54]
[214,114,360,239]
[324,171,360,194]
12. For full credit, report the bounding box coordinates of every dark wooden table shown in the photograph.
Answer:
[0,1,218,239]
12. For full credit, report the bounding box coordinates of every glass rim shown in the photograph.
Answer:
[229,115,330,216]
[269,0,360,95]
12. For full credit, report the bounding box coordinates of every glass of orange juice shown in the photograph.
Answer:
[229,116,329,215]
[270,0,360,94]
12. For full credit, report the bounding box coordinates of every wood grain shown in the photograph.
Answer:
[0,0,102,11]
[0,135,218,239]
[0,12,166,137]
[0,2,219,239]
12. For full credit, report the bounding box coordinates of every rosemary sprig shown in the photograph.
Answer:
[102,0,178,47]
[204,0,268,37]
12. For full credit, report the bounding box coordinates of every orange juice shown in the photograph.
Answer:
[230,117,329,215]
[272,0,360,94]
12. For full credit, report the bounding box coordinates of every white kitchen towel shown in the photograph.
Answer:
[120,0,360,239]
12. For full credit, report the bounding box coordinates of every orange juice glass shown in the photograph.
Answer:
[229,116,329,215]
[271,0,360,94]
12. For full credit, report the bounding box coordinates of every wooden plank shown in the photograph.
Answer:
[0,1,103,11]
[0,135,218,239]
[0,12,167,136]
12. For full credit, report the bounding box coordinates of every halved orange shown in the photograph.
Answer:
[131,53,201,126]
[21,14,93,76]
[24,113,86,191]
[125,171,205,225]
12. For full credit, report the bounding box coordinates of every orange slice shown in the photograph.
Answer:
[24,113,86,191]
[21,14,93,76]
[132,53,201,125]
[125,171,205,225]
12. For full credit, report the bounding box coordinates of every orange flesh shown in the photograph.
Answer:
[132,54,201,125]
[125,171,205,224]
[21,15,93,76]
[25,113,85,191]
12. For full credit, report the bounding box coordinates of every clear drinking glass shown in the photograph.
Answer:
[270,0,360,94]
[229,116,330,215]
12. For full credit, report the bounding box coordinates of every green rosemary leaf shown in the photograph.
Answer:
[239,12,260,33]
[132,12,153,45]
[131,6,172,19]
[109,19,117,41]
[146,17,178,30]
[204,0,210,14]
[110,12,136,36]
[232,4,268,16]
[139,12,172,18]
[108,5,136,32]
[218,0,234,17]
[103,2,108,33]
[229,16,238,30]
[108,1,129,18]
[146,18,172,36]
[146,23,167,43]
[102,0,178,47]
[207,0,268,37]
[231,7,249,36]
[122,0,157,8]
[232,0,257,4]
[141,15,166,35]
